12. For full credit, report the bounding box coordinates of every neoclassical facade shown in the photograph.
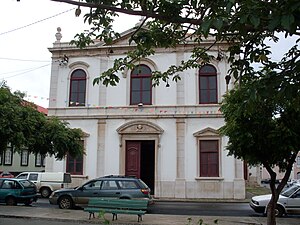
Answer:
[46,27,245,199]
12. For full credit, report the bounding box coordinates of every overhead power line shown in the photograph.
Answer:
[0,57,50,62]
[0,8,75,36]
[1,64,51,79]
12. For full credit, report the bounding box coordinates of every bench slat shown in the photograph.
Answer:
[84,198,149,222]
[84,207,146,215]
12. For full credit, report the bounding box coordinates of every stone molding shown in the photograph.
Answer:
[117,120,164,135]
[193,127,220,137]
[69,61,90,69]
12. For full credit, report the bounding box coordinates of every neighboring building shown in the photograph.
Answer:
[46,27,245,199]
[0,105,47,176]
[248,152,300,185]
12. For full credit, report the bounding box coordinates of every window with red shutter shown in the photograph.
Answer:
[199,140,219,177]
[69,69,87,106]
[130,64,152,105]
[199,65,217,104]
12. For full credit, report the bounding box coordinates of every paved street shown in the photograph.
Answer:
[34,198,253,217]
[1,199,300,225]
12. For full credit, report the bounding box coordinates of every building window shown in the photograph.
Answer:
[199,140,219,177]
[199,64,217,104]
[4,146,13,165]
[21,150,28,166]
[69,69,87,106]
[297,156,300,167]
[66,153,83,175]
[20,149,29,166]
[35,153,45,167]
[130,64,152,105]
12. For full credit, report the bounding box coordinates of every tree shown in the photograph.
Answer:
[220,56,300,224]
[46,1,299,224]
[0,84,84,160]
[50,0,299,86]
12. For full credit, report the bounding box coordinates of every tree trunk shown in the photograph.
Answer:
[264,153,296,225]
[266,172,278,225]
[266,195,277,225]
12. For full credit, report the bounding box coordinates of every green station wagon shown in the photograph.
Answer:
[0,178,38,206]
[49,175,152,209]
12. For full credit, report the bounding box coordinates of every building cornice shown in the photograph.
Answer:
[47,105,223,120]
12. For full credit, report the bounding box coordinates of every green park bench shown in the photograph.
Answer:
[84,198,149,222]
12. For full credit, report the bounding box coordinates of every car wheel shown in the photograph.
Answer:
[40,187,52,198]
[6,196,16,206]
[24,199,33,206]
[58,196,73,209]
[275,205,284,217]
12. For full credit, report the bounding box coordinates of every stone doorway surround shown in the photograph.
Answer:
[117,120,164,197]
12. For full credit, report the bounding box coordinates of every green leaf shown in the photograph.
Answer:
[268,17,280,31]
[249,16,260,28]
[240,14,248,24]
[281,15,295,31]
[213,18,224,31]
[201,19,212,37]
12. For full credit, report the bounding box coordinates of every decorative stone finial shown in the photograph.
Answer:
[55,27,62,43]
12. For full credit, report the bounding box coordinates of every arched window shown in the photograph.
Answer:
[69,69,86,106]
[130,64,152,105]
[199,65,217,104]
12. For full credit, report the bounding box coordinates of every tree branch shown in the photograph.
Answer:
[50,0,203,25]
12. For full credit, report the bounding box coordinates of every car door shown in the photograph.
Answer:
[0,180,19,201]
[286,188,300,214]
[99,180,121,198]
[28,173,39,186]
[0,179,5,202]
[73,180,102,205]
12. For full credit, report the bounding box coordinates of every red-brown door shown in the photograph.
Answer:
[125,141,141,178]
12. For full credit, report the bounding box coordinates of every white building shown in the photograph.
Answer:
[46,27,245,199]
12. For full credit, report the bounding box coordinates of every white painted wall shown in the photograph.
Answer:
[47,35,245,199]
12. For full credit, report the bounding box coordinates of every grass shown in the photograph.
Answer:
[246,183,271,197]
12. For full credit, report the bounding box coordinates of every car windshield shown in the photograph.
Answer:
[19,180,35,188]
[281,185,299,197]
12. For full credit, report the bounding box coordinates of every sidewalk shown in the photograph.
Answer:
[0,205,299,225]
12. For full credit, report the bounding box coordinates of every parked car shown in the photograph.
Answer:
[0,178,38,206]
[250,183,300,217]
[260,178,280,185]
[0,172,14,178]
[286,179,300,188]
[16,172,72,198]
[49,175,152,209]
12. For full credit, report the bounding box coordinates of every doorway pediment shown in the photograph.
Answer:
[117,120,164,135]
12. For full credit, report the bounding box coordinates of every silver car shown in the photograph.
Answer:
[49,175,151,209]
[250,183,300,216]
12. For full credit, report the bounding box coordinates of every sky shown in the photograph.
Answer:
[0,0,298,108]
[0,0,138,108]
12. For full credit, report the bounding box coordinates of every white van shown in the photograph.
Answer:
[16,172,72,198]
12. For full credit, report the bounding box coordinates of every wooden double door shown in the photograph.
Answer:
[125,140,155,194]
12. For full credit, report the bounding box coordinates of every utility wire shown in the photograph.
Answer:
[0,65,50,76]
[0,57,50,62]
[0,8,75,36]
[1,64,50,79]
